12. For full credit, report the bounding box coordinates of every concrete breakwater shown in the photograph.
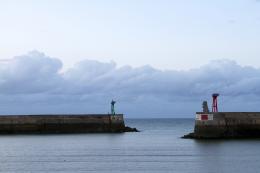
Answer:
[184,112,260,139]
[0,114,138,134]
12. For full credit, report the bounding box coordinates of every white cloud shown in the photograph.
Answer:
[0,51,260,117]
[0,51,62,94]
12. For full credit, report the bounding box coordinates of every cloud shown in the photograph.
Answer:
[0,51,62,94]
[0,51,260,117]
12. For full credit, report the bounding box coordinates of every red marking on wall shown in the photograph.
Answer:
[201,114,208,120]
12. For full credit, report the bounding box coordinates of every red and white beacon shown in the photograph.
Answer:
[212,93,219,112]
[196,93,220,121]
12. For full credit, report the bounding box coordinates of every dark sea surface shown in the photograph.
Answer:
[1,118,260,173]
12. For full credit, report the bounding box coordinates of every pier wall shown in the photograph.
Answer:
[0,114,126,134]
[193,112,260,138]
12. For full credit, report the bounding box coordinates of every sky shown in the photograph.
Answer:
[0,1,260,117]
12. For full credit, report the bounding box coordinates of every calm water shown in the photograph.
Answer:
[1,118,260,173]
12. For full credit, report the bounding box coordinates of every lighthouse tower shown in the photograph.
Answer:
[212,93,219,112]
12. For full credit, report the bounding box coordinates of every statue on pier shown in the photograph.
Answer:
[202,101,209,113]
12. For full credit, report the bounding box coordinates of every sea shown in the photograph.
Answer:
[0,118,260,173]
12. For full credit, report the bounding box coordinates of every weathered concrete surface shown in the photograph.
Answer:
[183,112,260,139]
[0,114,138,134]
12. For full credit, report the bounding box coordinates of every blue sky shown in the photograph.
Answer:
[0,0,260,70]
[0,1,260,117]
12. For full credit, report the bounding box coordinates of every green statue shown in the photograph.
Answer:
[111,100,116,115]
